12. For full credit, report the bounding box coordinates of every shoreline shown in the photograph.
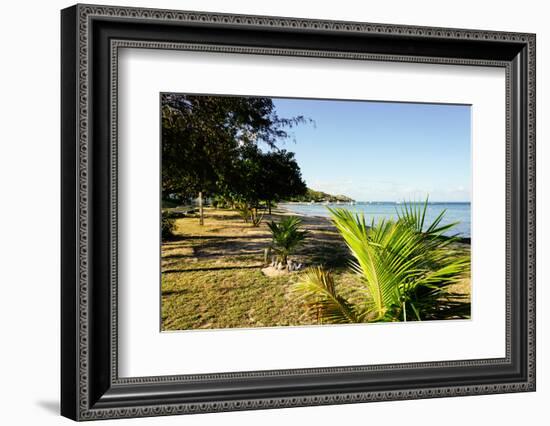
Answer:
[272,205,337,233]
[275,204,330,220]
[276,203,471,244]
[280,201,471,205]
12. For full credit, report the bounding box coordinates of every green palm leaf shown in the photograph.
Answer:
[294,267,363,324]
[324,199,469,322]
[267,216,308,264]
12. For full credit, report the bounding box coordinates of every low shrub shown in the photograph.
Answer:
[161,215,176,239]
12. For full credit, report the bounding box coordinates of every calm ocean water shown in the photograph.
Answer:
[279,202,471,238]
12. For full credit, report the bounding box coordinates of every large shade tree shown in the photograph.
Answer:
[258,149,307,214]
[161,94,306,225]
[223,145,307,223]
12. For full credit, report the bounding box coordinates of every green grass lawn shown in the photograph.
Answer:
[161,208,361,330]
[161,207,471,331]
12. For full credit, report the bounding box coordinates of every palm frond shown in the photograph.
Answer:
[329,208,430,319]
[267,216,308,263]
[293,199,470,325]
[293,267,361,324]
[326,199,470,322]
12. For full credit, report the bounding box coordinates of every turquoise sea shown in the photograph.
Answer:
[279,202,471,238]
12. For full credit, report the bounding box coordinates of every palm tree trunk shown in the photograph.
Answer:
[198,191,204,226]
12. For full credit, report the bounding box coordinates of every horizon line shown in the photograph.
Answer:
[285,200,471,204]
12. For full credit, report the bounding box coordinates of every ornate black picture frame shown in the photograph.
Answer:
[61,4,536,421]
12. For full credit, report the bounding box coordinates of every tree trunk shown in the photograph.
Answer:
[268,200,272,215]
[198,191,204,226]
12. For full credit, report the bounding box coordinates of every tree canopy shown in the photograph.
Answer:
[223,144,306,208]
[161,94,308,222]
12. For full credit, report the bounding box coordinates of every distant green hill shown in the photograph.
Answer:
[287,188,355,203]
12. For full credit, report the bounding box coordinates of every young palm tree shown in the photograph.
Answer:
[267,216,308,264]
[294,199,470,323]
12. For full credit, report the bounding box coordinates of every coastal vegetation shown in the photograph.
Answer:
[294,200,470,323]
[161,203,470,330]
[162,93,308,225]
[267,216,308,265]
[160,94,471,330]
[161,207,355,329]
[288,188,355,203]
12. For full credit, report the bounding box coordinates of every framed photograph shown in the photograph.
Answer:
[61,4,536,421]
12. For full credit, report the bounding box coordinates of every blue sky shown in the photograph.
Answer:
[271,98,471,202]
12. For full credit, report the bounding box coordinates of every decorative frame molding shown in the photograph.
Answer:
[61,4,536,421]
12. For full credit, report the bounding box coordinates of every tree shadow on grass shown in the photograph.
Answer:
[300,243,350,268]
[163,264,262,274]
[162,288,189,296]
[162,252,195,260]
[163,215,351,267]
[194,238,269,258]
[203,212,243,221]
[165,234,269,242]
